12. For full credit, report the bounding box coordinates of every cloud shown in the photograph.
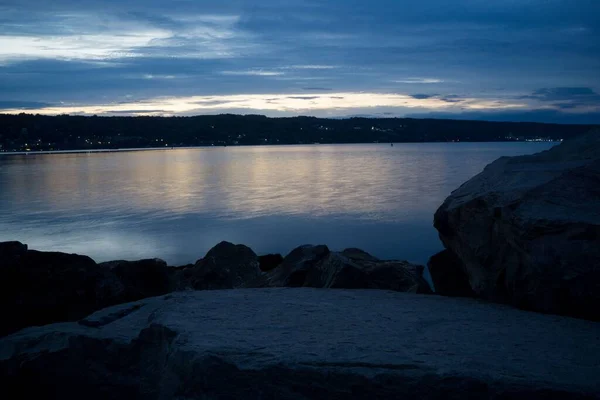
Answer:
[109,109,169,114]
[0,92,528,116]
[517,87,600,112]
[0,1,599,123]
[410,94,437,99]
[287,96,320,100]
[220,70,284,76]
[521,87,600,102]
[439,95,464,103]
[282,65,338,70]
[0,101,53,109]
[394,78,444,84]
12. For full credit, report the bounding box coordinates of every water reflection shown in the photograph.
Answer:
[0,143,555,265]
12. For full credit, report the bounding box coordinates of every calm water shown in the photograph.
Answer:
[0,143,555,266]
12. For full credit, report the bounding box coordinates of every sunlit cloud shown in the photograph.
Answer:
[394,78,444,84]
[0,11,254,62]
[0,31,170,61]
[283,65,339,70]
[220,70,284,76]
[0,92,529,116]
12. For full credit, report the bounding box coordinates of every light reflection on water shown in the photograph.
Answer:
[0,142,554,265]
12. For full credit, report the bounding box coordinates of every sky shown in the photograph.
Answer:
[1,0,599,123]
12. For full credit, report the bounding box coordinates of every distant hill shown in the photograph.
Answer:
[0,113,596,152]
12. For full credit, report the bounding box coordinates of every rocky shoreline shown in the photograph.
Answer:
[1,131,599,398]
[0,240,433,337]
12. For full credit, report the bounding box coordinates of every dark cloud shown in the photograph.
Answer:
[303,87,333,91]
[439,95,464,103]
[287,96,319,100]
[521,87,600,101]
[410,94,437,99]
[0,101,53,109]
[518,87,600,111]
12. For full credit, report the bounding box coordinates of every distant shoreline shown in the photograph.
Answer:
[0,141,560,157]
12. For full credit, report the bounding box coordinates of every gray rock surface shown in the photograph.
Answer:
[1,289,598,399]
[267,245,432,294]
[434,132,600,320]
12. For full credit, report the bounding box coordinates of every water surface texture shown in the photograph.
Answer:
[0,143,554,265]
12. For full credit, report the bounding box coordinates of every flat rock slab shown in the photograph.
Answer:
[1,289,599,399]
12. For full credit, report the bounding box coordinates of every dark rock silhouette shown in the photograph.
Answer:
[267,244,330,287]
[0,244,125,336]
[258,253,284,272]
[99,258,170,302]
[428,250,475,297]
[267,245,432,294]
[434,131,600,320]
[176,241,262,290]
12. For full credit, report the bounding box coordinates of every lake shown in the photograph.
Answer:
[0,142,555,266]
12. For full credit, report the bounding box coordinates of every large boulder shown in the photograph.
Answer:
[434,132,600,320]
[267,245,432,293]
[258,253,284,272]
[177,241,261,290]
[2,290,599,399]
[0,243,125,336]
[428,250,475,297]
[99,258,170,302]
[267,244,330,287]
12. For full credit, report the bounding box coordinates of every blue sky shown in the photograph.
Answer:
[1,0,599,122]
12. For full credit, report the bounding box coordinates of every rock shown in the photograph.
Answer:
[258,253,284,272]
[99,258,170,302]
[364,262,433,294]
[267,244,330,287]
[304,252,369,289]
[0,246,125,336]
[1,289,599,399]
[268,245,432,293]
[428,250,475,297]
[434,131,600,320]
[342,247,380,262]
[179,241,261,290]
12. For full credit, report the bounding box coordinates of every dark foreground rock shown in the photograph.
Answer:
[258,253,284,272]
[99,259,170,302]
[428,250,475,297]
[1,289,598,399]
[434,132,600,320]
[0,244,125,336]
[0,240,433,337]
[267,245,432,294]
[175,241,262,290]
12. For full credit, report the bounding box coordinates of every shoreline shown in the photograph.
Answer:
[0,140,560,157]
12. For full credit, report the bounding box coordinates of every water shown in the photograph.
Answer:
[0,142,555,266]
